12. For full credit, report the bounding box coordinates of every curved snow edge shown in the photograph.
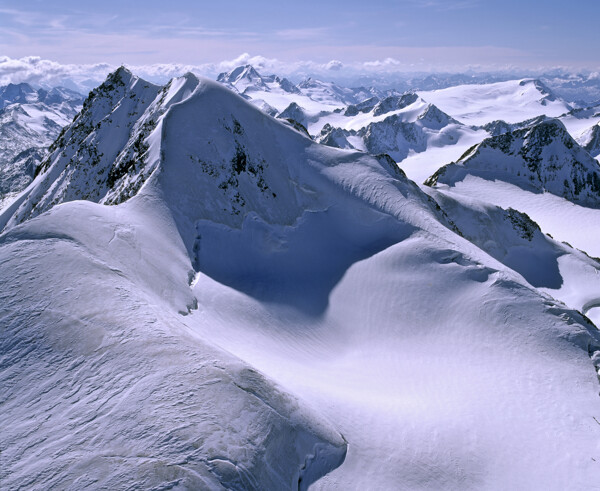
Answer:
[296,439,348,491]
[231,367,348,489]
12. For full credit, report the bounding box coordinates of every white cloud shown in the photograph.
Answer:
[326,60,343,71]
[1,54,597,93]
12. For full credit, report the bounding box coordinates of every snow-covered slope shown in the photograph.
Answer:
[580,122,600,158]
[2,68,600,490]
[419,79,572,126]
[426,119,600,207]
[0,200,346,490]
[0,83,82,201]
[425,187,600,318]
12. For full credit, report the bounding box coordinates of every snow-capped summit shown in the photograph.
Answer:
[0,67,161,228]
[217,65,300,96]
[316,123,353,149]
[417,103,461,129]
[355,101,464,161]
[426,118,600,207]
[217,64,269,92]
[373,93,419,117]
[277,101,309,127]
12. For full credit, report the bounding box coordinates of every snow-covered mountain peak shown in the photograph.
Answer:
[217,64,269,93]
[426,118,600,207]
[0,68,164,229]
[0,81,82,110]
[417,103,460,129]
[3,69,600,490]
[0,82,38,108]
[372,92,419,117]
[217,64,261,84]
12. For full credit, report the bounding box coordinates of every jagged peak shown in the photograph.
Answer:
[425,115,600,207]
[419,103,452,120]
[218,64,263,84]
[109,66,135,85]
[373,92,419,117]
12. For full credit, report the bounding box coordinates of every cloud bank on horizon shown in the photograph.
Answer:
[0,0,598,89]
[2,54,600,94]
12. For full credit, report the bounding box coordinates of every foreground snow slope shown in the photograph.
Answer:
[0,199,347,490]
[2,69,600,489]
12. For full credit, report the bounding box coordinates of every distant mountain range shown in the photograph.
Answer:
[0,82,82,201]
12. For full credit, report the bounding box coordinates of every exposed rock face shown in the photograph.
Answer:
[426,119,600,207]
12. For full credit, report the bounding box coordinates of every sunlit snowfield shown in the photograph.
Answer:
[1,66,599,490]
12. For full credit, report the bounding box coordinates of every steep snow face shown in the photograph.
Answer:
[144,77,600,489]
[419,79,572,126]
[0,84,83,200]
[426,119,600,207]
[149,78,451,313]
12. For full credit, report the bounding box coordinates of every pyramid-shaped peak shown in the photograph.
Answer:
[218,65,263,84]
[418,103,459,128]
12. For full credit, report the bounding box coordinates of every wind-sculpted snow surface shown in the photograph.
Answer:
[0,201,347,490]
[426,119,600,207]
[2,69,600,490]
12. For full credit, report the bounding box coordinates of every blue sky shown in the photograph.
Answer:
[0,0,598,77]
